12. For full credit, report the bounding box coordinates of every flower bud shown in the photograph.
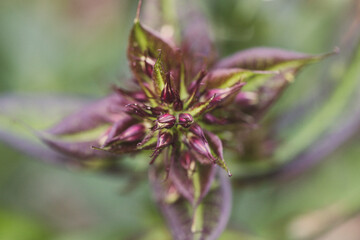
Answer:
[178,113,194,128]
[156,131,173,149]
[150,131,173,164]
[125,104,152,118]
[188,136,216,163]
[189,123,206,140]
[157,113,176,129]
[161,73,176,104]
[115,124,145,142]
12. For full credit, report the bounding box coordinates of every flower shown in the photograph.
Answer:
[41,1,336,239]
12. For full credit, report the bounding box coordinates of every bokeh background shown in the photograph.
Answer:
[1,0,360,239]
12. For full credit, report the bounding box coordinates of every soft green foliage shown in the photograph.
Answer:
[0,0,359,239]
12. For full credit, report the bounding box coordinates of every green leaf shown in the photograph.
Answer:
[152,51,166,94]
[202,68,276,90]
[128,20,180,81]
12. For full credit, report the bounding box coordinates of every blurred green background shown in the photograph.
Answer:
[1,0,360,239]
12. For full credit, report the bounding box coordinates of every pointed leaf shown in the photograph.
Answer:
[215,47,338,71]
[202,68,276,90]
[215,48,337,118]
[152,51,167,94]
[215,47,338,92]
[40,133,109,160]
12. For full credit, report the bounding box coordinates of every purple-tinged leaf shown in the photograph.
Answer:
[0,127,128,176]
[40,134,110,160]
[197,171,232,240]
[150,167,232,240]
[215,47,338,71]
[48,94,126,136]
[170,151,216,205]
[214,48,338,119]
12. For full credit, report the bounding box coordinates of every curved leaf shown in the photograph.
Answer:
[215,47,337,71]
[47,94,127,135]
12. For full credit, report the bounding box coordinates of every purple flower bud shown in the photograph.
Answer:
[157,113,176,129]
[188,136,216,163]
[149,106,164,116]
[150,131,173,164]
[178,113,194,128]
[156,131,173,149]
[161,73,176,104]
[125,104,152,118]
[113,123,146,143]
[189,123,206,140]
